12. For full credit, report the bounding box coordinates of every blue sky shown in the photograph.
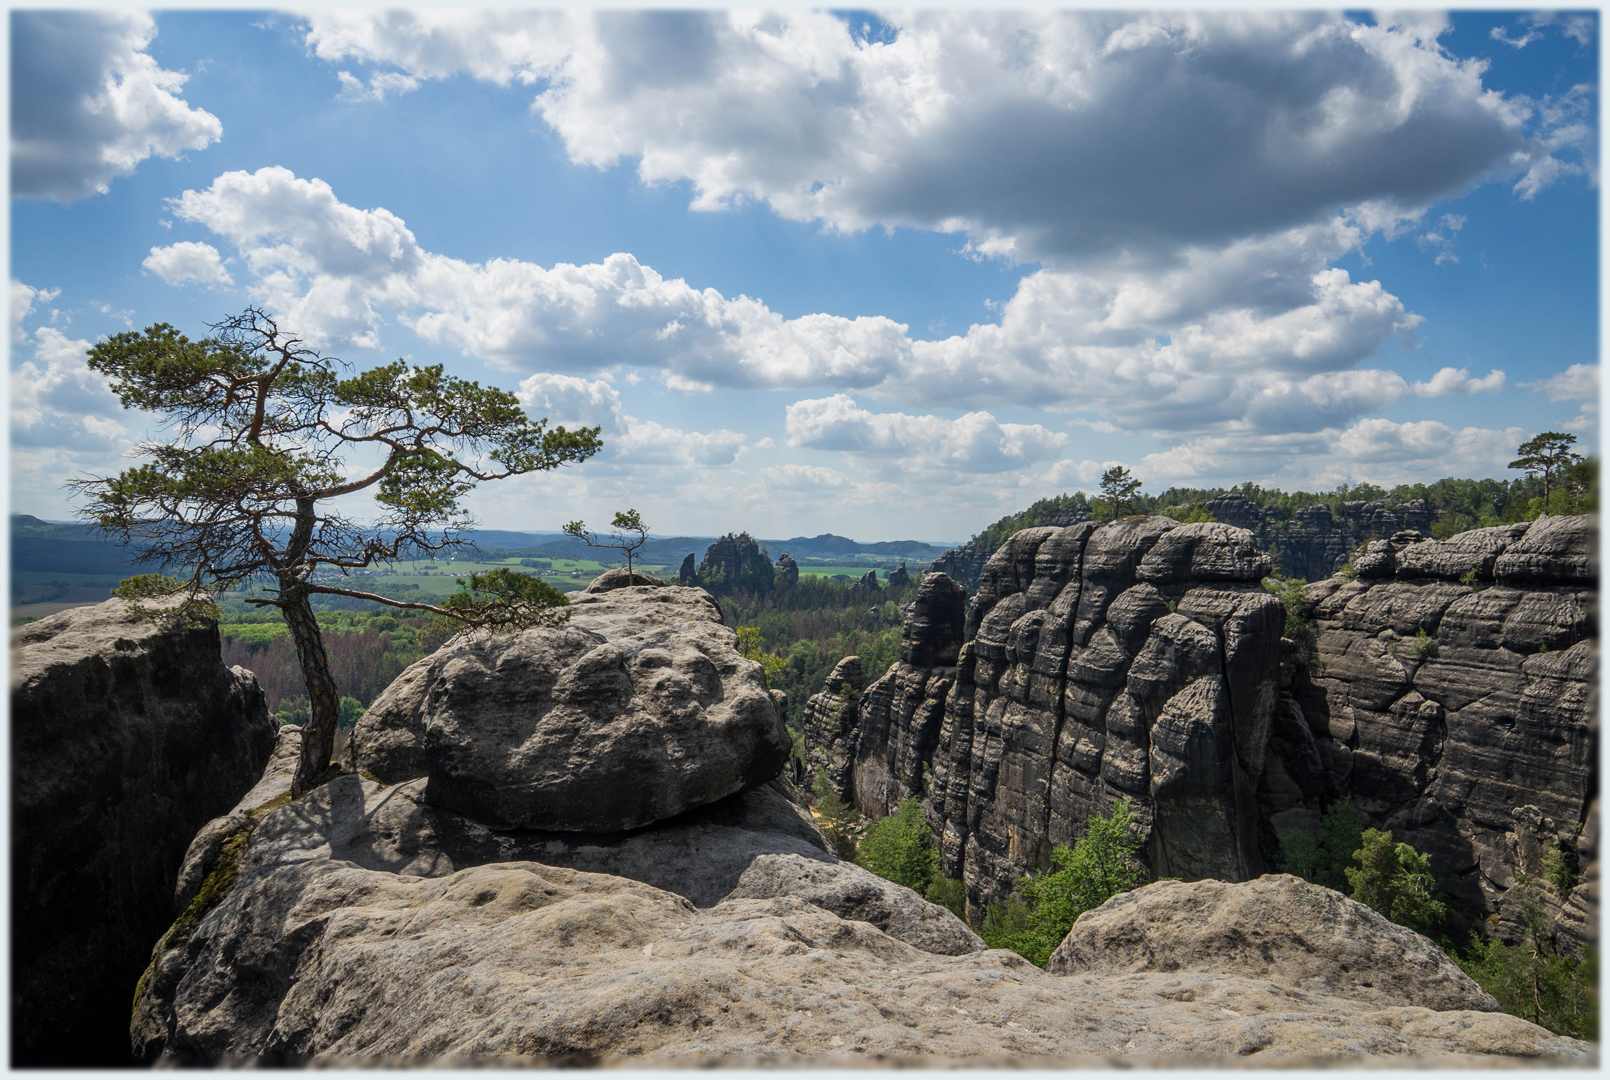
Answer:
[9,9,1599,543]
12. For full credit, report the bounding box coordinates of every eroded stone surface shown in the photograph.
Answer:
[133,790,1586,1066]
[347,585,790,832]
[12,599,275,1065]
[1048,875,1498,1013]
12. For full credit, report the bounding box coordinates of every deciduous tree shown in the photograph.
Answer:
[75,308,602,796]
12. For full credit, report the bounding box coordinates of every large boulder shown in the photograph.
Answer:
[132,779,1585,1065]
[11,599,276,1065]
[1047,875,1498,1013]
[347,585,789,832]
[725,853,984,956]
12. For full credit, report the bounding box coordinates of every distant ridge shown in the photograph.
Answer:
[9,516,951,578]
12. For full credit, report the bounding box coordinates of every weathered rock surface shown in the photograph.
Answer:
[815,514,1598,943]
[774,552,799,588]
[1204,493,1434,581]
[346,585,790,832]
[800,655,865,797]
[926,504,1092,590]
[817,519,1284,917]
[583,567,666,592]
[134,790,1585,1066]
[1283,515,1597,937]
[11,599,276,1065]
[1048,875,1499,1013]
[843,572,965,818]
[726,853,984,956]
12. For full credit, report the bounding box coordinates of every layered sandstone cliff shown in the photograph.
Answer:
[808,515,1597,941]
[128,579,1584,1065]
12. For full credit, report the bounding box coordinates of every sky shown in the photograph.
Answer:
[8,9,1601,544]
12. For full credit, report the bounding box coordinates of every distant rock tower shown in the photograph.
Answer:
[775,552,799,588]
[677,552,698,585]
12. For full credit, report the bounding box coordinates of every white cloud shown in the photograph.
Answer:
[785,395,1066,473]
[1522,363,1598,402]
[143,242,234,287]
[757,464,850,490]
[301,11,1578,262]
[336,70,421,103]
[1141,418,1527,490]
[515,371,748,468]
[11,327,129,451]
[11,11,222,203]
[11,282,61,339]
[1491,13,1595,50]
[167,168,1428,440]
[1411,367,1506,397]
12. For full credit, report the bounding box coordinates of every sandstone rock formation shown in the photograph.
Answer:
[698,532,774,592]
[1048,875,1498,1013]
[1203,492,1434,581]
[678,552,698,584]
[583,566,666,592]
[133,781,1584,1065]
[1282,514,1597,939]
[812,520,1283,916]
[852,569,881,592]
[887,561,912,587]
[128,571,1591,1066]
[847,571,966,819]
[927,503,1092,589]
[775,552,799,588]
[808,514,1598,942]
[11,599,276,1065]
[801,655,865,796]
[346,584,789,832]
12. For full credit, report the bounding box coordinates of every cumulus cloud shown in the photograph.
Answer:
[1142,418,1527,490]
[1523,363,1598,402]
[12,11,222,202]
[11,281,61,339]
[163,168,1428,440]
[785,395,1066,473]
[1411,367,1506,397]
[143,241,233,286]
[11,326,129,451]
[301,10,1579,262]
[515,371,748,468]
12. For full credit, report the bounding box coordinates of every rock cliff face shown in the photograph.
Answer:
[127,576,1588,1065]
[807,515,1597,940]
[11,599,276,1065]
[1204,492,1434,581]
[812,519,1283,916]
[1281,514,1597,942]
[926,504,1092,589]
[697,533,775,590]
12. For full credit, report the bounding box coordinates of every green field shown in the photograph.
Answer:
[795,564,892,580]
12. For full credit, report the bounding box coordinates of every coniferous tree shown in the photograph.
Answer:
[75,309,602,795]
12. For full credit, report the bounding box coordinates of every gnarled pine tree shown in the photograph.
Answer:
[74,309,603,796]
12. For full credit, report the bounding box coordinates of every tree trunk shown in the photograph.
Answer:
[283,585,341,797]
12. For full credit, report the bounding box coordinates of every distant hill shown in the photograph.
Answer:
[11,516,164,577]
[11,516,946,579]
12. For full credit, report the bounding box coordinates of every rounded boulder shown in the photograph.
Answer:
[347,585,790,832]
